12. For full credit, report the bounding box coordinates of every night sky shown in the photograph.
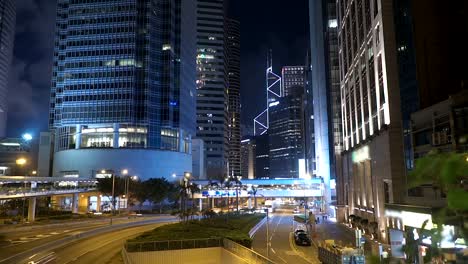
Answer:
[8,0,309,138]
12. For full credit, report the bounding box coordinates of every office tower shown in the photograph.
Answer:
[334,0,405,242]
[240,138,255,179]
[192,138,206,179]
[49,0,197,180]
[0,0,15,138]
[196,0,228,179]
[281,66,305,97]
[303,52,315,177]
[254,134,269,179]
[309,0,342,212]
[226,18,241,177]
[268,85,305,179]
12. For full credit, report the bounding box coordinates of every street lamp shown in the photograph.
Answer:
[22,133,33,141]
[16,158,27,166]
[107,169,129,225]
[258,193,269,258]
[124,175,138,210]
[16,158,28,222]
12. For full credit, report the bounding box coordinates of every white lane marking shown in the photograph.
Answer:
[288,232,313,264]
[278,255,288,263]
[50,232,60,235]
[271,248,276,254]
[36,234,52,238]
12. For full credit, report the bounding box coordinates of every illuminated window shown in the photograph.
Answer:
[162,44,171,51]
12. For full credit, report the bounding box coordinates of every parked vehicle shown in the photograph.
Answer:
[294,232,311,246]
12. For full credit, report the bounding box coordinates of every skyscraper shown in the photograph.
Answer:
[196,0,228,179]
[240,138,255,179]
[226,18,241,178]
[49,0,197,180]
[281,66,305,97]
[0,0,15,138]
[335,0,405,242]
[309,0,343,213]
[268,85,305,179]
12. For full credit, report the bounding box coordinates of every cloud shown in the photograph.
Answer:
[7,0,56,136]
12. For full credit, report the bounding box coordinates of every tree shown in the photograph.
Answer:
[96,177,126,211]
[408,151,468,240]
[187,183,201,219]
[145,178,171,213]
[130,180,147,213]
[249,186,258,209]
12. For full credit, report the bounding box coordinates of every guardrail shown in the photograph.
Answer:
[125,237,223,252]
[124,237,277,264]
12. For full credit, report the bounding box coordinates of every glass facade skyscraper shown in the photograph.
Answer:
[196,0,228,179]
[50,0,197,180]
[0,0,15,138]
[268,85,305,179]
[226,18,241,178]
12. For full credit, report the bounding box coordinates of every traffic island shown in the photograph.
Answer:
[123,214,277,264]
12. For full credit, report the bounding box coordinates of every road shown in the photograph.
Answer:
[43,223,167,264]
[0,215,177,264]
[251,212,319,264]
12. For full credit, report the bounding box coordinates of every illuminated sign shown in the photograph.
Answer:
[268,101,279,107]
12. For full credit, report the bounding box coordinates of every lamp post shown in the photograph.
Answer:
[108,169,128,225]
[124,175,138,210]
[16,158,28,223]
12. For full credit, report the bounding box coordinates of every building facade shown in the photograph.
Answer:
[191,138,206,179]
[0,0,15,138]
[196,0,228,179]
[281,66,305,97]
[336,0,406,242]
[254,133,269,179]
[226,18,241,178]
[269,73,305,179]
[49,0,197,180]
[240,138,255,179]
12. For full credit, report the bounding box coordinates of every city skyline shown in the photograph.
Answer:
[7,0,310,138]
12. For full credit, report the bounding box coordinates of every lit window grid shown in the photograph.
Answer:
[338,0,390,151]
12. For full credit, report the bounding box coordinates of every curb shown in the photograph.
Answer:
[248,216,267,238]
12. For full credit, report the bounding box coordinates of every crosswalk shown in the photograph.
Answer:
[8,230,72,245]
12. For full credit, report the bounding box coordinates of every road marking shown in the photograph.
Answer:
[271,248,276,254]
[289,232,313,264]
[277,255,288,263]
[50,232,60,235]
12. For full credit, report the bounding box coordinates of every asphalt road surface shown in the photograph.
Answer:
[0,215,177,264]
[251,212,319,264]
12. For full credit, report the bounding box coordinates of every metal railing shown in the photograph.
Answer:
[125,237,223,252]
[124,237,277,264]
[222,238,277,264]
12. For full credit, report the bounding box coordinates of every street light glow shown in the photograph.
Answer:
[100,169,106,174]
[16,158,27,166]
[122,169,128,175]
[22,133,33,141]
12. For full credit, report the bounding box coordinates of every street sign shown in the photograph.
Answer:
[360,237,366,244]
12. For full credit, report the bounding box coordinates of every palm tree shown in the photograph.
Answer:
[248,185,258,210]
[187,183,201,220]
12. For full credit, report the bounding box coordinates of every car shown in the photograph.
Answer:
[294,232,311,246]
[294,229,306,236]
[293,208,300,214]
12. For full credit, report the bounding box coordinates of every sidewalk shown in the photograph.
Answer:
[312,218,389,257]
